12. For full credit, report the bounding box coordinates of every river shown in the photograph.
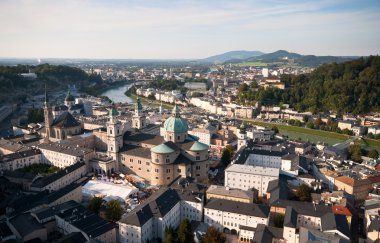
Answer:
[101,84,134,103]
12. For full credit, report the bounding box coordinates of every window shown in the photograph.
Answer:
[155,169,159,173]
[196,156,200,160]
[146,162,150,165]
[166,159,170,163]
[167,177,170,180]
[196,165,200,170]
[177,136,180,140]
[178,169,181,173]
[166,169,170,173]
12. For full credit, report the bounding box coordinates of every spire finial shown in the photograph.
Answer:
[44,83,48,105]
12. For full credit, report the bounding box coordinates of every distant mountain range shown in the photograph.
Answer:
[0,50,359,67]
[201,50,264,63]
[202,49,358,67]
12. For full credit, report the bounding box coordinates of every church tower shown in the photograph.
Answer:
[237,122,247,150]
[132,98,146,130]
[64,91,75,107]
[43,86,53,140]
[107,104,122,171]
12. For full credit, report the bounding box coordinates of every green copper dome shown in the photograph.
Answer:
[151,143,175,154]
[163,105,188,133]
[189,141,209,151]
[109,104,118,117]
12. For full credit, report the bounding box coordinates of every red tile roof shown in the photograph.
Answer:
[332,205,352,216]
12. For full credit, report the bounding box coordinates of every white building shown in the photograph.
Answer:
[0,149,41,171]
[119,185,203,243]
[188,125,216,146]
[38,143,95,169]
[30,162,86,192]
[224,164,279,196]
[368,126,380,135]
[246,128,274,141]
[244,149,286,168]
[204,199,270,235]
[262,68,269,78]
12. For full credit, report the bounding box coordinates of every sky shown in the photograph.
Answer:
[0,0,379,59]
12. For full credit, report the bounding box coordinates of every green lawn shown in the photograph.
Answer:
[361,138,380,147]
[246,120,349,140]
[245,120,380,148]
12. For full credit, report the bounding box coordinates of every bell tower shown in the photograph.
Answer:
[43,85,53,140]
[132,98,146,129]
[237,122,247,150]
[107,104,122,171]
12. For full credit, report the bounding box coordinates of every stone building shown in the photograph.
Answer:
[43,90,82,142]
[119,104,210,186]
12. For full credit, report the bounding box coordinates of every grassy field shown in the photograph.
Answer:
[245,120,380,149]
[361,138,380,147]
[126,93,174,109]
[246,120,349,140]
[235,62,268,67]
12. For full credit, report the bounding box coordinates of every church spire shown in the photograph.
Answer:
[172,104,181,118]
[44,84,49,106]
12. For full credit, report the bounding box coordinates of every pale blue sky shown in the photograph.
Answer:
[0,0,379,59]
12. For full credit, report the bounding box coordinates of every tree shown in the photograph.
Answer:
[178,219,192,243]
[221,145,235,167]
[225,144,235,156]
[221,150,231,167]
[105,200,123,221]
[88,197,103,214]
[164,225,174,243]
[348,144,362,162]
[273,214,285,228]
[295,184,312,202]
[306,122,314,129]
[203,226,226,243]
[368,149,379,159]
[27,108,44,123]
[272,126,279,134]
[147,94,155,100]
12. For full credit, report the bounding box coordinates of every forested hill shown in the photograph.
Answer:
[0,64,102,103]
[237,56,380,114]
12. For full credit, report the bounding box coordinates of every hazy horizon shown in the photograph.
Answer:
[1,0,379,59]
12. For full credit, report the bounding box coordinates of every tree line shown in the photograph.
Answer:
[237,56,380,114]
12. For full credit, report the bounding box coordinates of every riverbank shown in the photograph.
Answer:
[126,93,174,109]
[245,120,380,148]
[96,80,134,96]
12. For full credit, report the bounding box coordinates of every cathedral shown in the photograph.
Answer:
[41,90,210,186]
[106,99,210,185]
[43,90,82,141]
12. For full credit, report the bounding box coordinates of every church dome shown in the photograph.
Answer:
[163,105,188,133]
[65,91,75,102]
[189,141,209,152]
[151,143,175,154]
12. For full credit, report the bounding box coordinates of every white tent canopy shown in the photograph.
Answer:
[82,180,138,200]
